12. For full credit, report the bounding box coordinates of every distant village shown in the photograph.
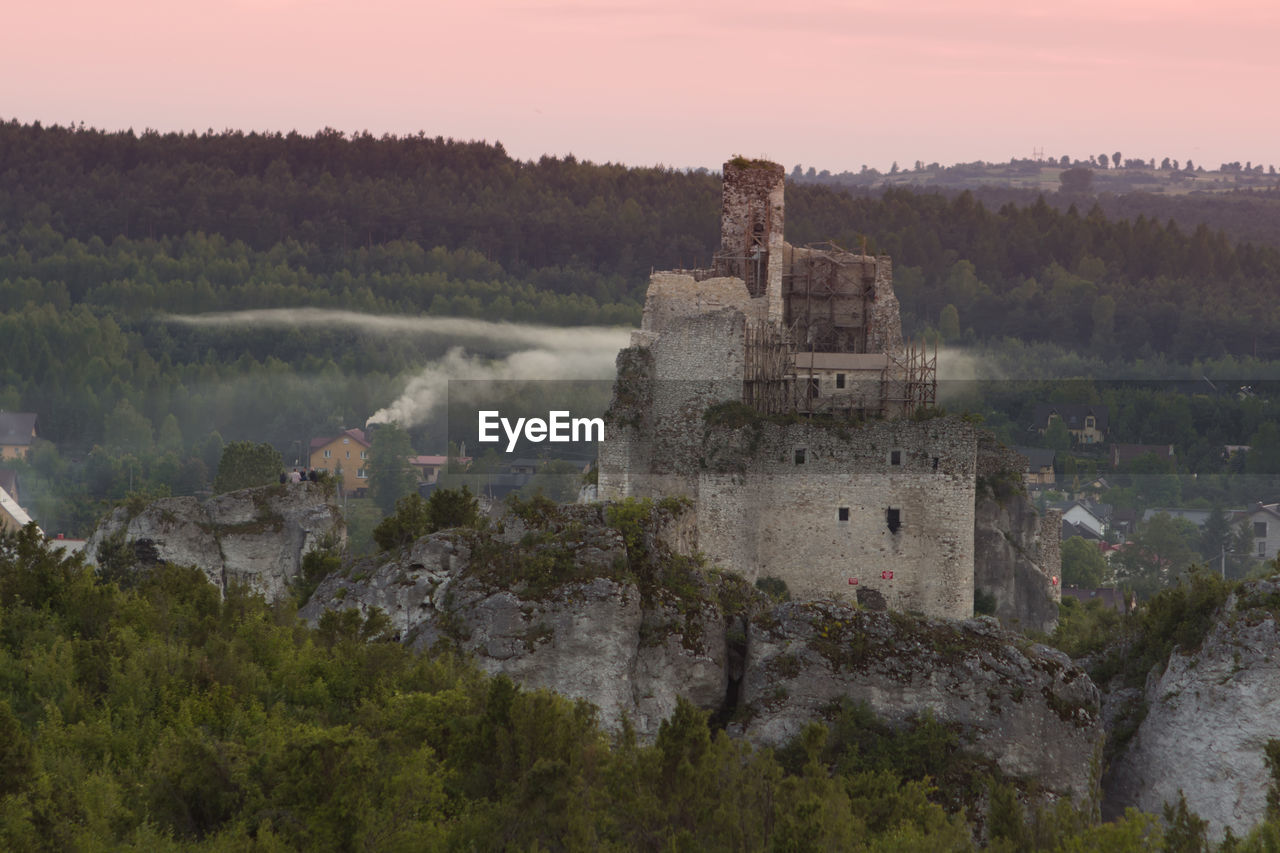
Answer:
[0,412,589,544]
[303,425,591,502]
[5,392,1272,616]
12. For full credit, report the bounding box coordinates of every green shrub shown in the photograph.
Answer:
[373,487,480,551]
[755,576,791,602]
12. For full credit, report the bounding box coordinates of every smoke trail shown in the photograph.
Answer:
[166,309,632,428]
[167,308,630,354]
[366,346,622,427]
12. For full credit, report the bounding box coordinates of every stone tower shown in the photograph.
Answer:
[598,155,1060,625]
[717,158,786,323]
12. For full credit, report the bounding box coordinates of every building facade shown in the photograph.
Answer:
[309,428,371,493]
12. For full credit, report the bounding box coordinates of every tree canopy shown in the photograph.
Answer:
[213,440,283,493]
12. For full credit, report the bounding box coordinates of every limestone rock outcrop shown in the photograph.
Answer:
[1104,579,1280,840]
[299,504,728,737]
[736,601,1099,797]
[299,502,1101,801]
[87,482,345,599]
[973,487,1062,634]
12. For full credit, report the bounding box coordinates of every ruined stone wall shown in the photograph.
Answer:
[785,249,872,347]
[599,282,747,502]
[640,273,761,332]
[720,160,786,323]
[697,418,980,620]
[1040,508,1062,594]
[783,248,903,358]
[866,256,903,356]
[597,358,647,503]
[600,162,1003,623]
[977,436,1030,480]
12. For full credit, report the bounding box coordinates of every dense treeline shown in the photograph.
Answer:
[7,121,1280,360]
[0,225,640,320]
[964,185,1280,257]
[0,121,719,284]
[788,188,1280,362]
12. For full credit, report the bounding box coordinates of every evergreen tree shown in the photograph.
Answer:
[368,423,417,515]
[212,441,282,493]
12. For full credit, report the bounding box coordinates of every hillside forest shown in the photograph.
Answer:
[11,121,1280,849]
[3,120,1280,558]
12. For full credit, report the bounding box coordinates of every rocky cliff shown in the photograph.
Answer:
[87,482,345,599]
[736,600,1096,797]
[973,484,1062,634]
[1103,578,1280,840]
[299,500,1102,802]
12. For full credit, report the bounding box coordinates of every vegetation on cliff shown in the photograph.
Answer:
[6,518,1245,851]
[0,523,1137,851]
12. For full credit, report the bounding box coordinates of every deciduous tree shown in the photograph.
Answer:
[1062,536,1107,587]
[213,440,282,493]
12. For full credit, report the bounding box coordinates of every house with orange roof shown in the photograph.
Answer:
[408,454,473,485]
[309,428,372,494]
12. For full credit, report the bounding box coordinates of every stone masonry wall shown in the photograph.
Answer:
[599,281,748,502]
[866,256,903,356]
[784,247,902,358]
[720,160,786,322]
[640,273,760,331]
[1040,509,1062,593]
[698,418,980,620]
[977,436,1030,480]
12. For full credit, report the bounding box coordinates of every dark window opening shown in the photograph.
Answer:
[794,448,806,465]
[886,508,901,534]
[808,378,820,399]
[932,456,940,471]
[838,507,850,522]
[835,373,846,389]
[890,450,902,466]
[856,587,887,611]
[1255,521,1268,538]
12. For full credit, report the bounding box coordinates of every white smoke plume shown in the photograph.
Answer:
[168,308,631,354]
[365,345,624,427]
[166,309,632,428]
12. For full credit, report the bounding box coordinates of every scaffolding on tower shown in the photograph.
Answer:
[881,339,938,418]
[743,320,794,414]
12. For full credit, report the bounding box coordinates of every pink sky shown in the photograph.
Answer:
[4,0,1277,172]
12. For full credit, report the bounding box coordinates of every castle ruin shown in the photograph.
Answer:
[600,158,1060,623]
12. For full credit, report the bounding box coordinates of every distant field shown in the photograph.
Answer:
[830,164,1279,196]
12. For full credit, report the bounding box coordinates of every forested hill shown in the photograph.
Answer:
[0,120,721,284]
[5,120,1280,362]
